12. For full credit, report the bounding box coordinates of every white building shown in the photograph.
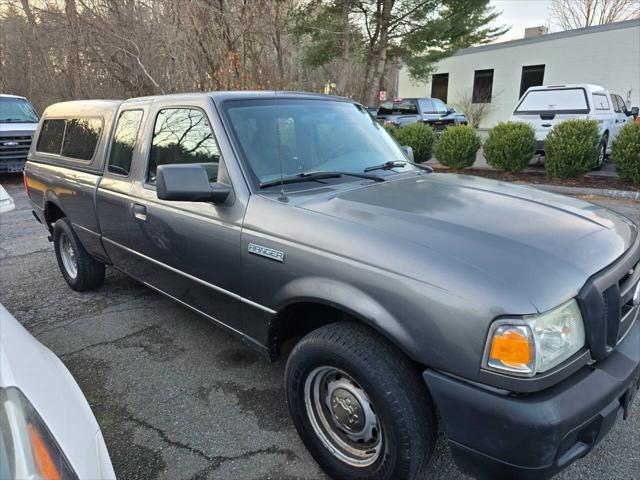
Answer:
[398,19,640,129]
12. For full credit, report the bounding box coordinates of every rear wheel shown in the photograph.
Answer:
[285,322,436,480]
[594,135,608,170]
[53,218,105,291]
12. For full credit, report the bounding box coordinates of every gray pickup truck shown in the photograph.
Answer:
[24,92,640,480]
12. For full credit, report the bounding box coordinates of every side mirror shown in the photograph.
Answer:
[401,145,414,162]
[447,107,455,114]
[629,106,639,118]
[156,164,231,203]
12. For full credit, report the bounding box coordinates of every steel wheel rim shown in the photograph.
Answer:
[59,233,78,279]
[598,142,606,165]
[304,366,383,467]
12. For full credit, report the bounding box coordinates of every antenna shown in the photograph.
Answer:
[275,91,288,202]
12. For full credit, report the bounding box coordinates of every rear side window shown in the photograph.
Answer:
[514,88,589,114]
[108,110,143,176]
[148,108,220,184]
[36,119,65,154]
[592,94,610,111]
[61,118,102,160]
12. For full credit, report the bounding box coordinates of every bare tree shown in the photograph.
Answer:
[453,88,500,128]
[549,0,640,30]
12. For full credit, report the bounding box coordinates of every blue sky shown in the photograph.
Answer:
[490,0,555,42]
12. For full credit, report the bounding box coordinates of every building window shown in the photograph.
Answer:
[472,69,494,103]
[431,73,449,103]
[519,65,545,98]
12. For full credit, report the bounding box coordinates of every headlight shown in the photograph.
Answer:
[483,299,586,377]
[0,387,78,480]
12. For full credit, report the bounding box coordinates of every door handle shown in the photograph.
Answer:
[133,203,147,221]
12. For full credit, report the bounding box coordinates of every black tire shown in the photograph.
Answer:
[285,322,436,480]
[53,217,105,292]
[594,135,608,170]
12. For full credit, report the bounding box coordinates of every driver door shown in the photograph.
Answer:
[125,99,245,332]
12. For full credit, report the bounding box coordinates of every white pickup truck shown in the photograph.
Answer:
[510,84,638,168]
[0,94,39,173]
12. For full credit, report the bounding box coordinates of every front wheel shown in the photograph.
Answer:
[53,218,105,291]
[285,322,436,480]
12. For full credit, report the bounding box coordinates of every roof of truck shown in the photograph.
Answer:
[0,94,27,99]
[42,99,123,117]
[527,84,607,93]
[122,90,352,104]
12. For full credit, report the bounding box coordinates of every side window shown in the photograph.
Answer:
[592,93,610,111]
[148,108,220,184]
[61,118,102,160]
[611,95,621,113]
[432,99,448,114]
[36,119,65,154]
[418,99,434,114]
[108,110,144,176]
[618,96,628,112]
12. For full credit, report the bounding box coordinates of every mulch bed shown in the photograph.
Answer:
[431,166,640,192]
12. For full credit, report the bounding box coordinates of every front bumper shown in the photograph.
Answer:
[424,314,640,480]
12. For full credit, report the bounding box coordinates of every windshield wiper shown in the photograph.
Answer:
[365,160,433,173]
[1,118,33,123]
[259,171,384,189]
[364,160,407,172]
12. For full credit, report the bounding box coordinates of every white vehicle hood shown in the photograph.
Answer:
[0,122,37,134]
[0,304,116,479]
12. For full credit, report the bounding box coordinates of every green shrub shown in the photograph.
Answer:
[435,124,481,168]
[610,122,640,183]
[544,119,600,179]
[391,122,436,163]
[483,121,536,173]
[384,123,398,136]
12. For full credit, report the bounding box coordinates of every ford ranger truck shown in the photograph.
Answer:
[24,93,640,480]
[0,94,39,172]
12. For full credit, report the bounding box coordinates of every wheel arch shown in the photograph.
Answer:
[43,195,66,231]
[268,278,418,363]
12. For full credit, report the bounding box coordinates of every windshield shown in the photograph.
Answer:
[223,99,411,186]
[514,88,589,114]
[0,97,39,123]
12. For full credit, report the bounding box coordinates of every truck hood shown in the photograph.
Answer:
[300,173,636,312]
[0,122,38,134]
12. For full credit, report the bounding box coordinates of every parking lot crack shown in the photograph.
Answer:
[126,415,214,463]
[59,326,159,358]
[189,446,298,479]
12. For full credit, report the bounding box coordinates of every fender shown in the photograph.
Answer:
[271,276,418,360]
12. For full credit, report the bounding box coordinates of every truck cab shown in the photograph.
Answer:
[0,94,39,173]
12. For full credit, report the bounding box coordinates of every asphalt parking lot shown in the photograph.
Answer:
[1,176,638,480]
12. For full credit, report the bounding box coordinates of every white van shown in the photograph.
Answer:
[510,84,638,168]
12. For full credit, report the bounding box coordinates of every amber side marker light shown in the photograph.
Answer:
[486,325,535,374]
[28,424,62,480]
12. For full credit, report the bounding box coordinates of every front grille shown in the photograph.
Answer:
[618,259,639,341]
[0,135,32,162]
[578,239,640,361]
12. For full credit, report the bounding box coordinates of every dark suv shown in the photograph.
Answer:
[376,97,468,130]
